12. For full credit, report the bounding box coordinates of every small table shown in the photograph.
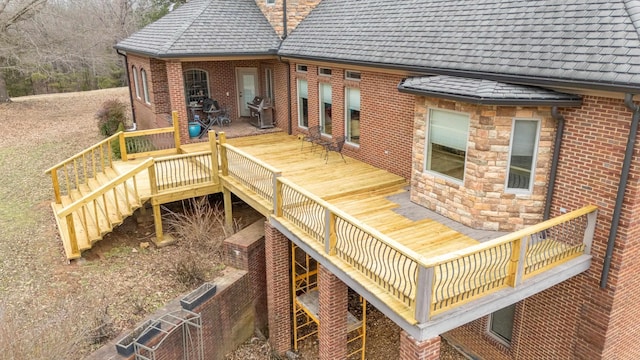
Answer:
[187,104,202,121]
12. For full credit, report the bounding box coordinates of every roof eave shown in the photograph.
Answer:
[279,53,640,94]
[114,45,279,59]
[397,85,583,107]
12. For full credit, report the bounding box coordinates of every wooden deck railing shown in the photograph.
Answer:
[219,143,598,323]
[56,159,154,257]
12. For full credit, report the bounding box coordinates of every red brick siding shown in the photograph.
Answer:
[318,264,348,360]
[264,222,292,354]
[166,60,189,144]
[399,331,441,360]
[290,63,414,179]
[446,95,640,359]
[127,54,157,129]
[273,61,290,132]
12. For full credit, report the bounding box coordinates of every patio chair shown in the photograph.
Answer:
[199,98,221,138]
[300,125,322,151]
[324,136,346,164]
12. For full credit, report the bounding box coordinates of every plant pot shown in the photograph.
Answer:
[115,319,160,357]
[180,282,217,311]
[188,122,201,138]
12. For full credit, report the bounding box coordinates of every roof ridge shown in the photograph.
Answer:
[160,0,211,54]
[624,0,640,42]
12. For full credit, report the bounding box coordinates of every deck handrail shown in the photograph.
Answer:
[422,205,598,268]
[44,132,122,175]
[57,158,154,218]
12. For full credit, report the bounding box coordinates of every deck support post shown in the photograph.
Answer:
[172,111,181,152]
[264,222,292,355]
[148,162,174,247]
[318,264,348,360]
[415,266,434,323]
[399,331,441,360]
[223,188,233,229]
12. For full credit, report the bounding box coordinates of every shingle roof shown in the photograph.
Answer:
[279,0,640,91]
[115,0,281,58]
[398,76,583,106]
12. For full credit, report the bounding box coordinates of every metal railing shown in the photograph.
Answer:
[154,151,214,192]
[221,142,280,204]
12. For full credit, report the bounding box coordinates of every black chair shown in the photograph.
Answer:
[324,136,346,163]
[198,99,221,138]
[300,125,323,151]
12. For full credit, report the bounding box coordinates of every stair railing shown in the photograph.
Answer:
[56,158,154,258]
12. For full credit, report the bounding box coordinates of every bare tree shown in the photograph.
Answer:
[0,0,46,101]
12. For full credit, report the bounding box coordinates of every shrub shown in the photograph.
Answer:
[96,99,128,136]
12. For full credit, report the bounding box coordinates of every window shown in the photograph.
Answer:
[345,70,361,81]
[345,87,360,144]
[319,67,332,76]
[141,69,150,104]
[319,83,332,135]
[184,69,209,104]
[488,304,516,345]
[132,66,140,99]
[296,64,308,73]
[426,109,469,182]
[506,119,540,192]
[297,79,308,127]
[266,0,275,5]
[265,68,274,103]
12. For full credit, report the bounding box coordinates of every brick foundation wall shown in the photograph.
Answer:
[445,95,640,359]
[290,63,414,179]
[399,331,441,360]
[255,0,321,37]
[411,98,554,231]
[223,220,268,333]
[264,222,292,354]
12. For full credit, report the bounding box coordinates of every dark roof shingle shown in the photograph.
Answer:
[279,0,640,91]
[115,0,281,57]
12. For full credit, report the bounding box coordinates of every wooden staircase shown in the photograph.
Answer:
[50,161,152,259]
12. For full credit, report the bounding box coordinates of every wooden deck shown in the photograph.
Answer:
[183,132,480,257]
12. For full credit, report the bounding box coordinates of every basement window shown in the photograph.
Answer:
[488,304,516,345]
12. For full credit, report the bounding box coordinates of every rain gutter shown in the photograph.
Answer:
[544,107,565,220]
[116,49,136,126]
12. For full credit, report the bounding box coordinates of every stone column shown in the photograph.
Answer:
[399,331,441,360]
[264,222,292,354]
[318,264,348,360]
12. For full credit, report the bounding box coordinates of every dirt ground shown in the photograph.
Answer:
[0,88,465,359]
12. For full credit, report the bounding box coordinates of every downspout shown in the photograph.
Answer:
[116,49,136,127]
[544,107,565,220]
[283,0,292,134]
[600,93,640,288]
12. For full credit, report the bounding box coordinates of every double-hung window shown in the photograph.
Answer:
[297,79,308,127]
[319,83,332,136]
[506,119,540,192]
[426,109,469,182]
[345,87,360,144]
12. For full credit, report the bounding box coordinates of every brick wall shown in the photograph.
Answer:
[445,95,640,359]
[255,0,321,37]
[411,98,555,231]
[399,331,441,360]
[127,54,156,129]
[264,222,292,354]
[290,63,414,179]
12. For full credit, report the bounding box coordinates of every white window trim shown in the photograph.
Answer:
[297,79,308,128]
[319,82,332,137]
[266,0,275,5]
[265,68,274,104]
[345,70,361,81]
[296,64,308,73]
[183,68,210,104]
[132,66,140,99]
[505,118,541,194]
[424,108,470,185]
[318,67,332,77]
[345,87,360,147]
[141,69,150,104]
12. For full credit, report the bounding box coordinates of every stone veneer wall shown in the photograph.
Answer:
[255,0,322,37]
[410,97,556,231]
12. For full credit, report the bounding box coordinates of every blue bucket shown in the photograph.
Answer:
[188,122,201,138]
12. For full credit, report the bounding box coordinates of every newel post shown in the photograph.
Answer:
[119,132,128,161]
[583,210,598,255]
[172,110,181,151]
[324,209,337,255]
[209,133,219,183]
[51,170,62,204]
[508,237,528,287]
[219,132,228,176]
[415,266,434,323]
[66,214,79,257]
[148,162,164,244]
[273,172,282,217]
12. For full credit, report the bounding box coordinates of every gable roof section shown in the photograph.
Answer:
[279,0,640,92]
[115,0,281,58]
[398,76,583,106]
